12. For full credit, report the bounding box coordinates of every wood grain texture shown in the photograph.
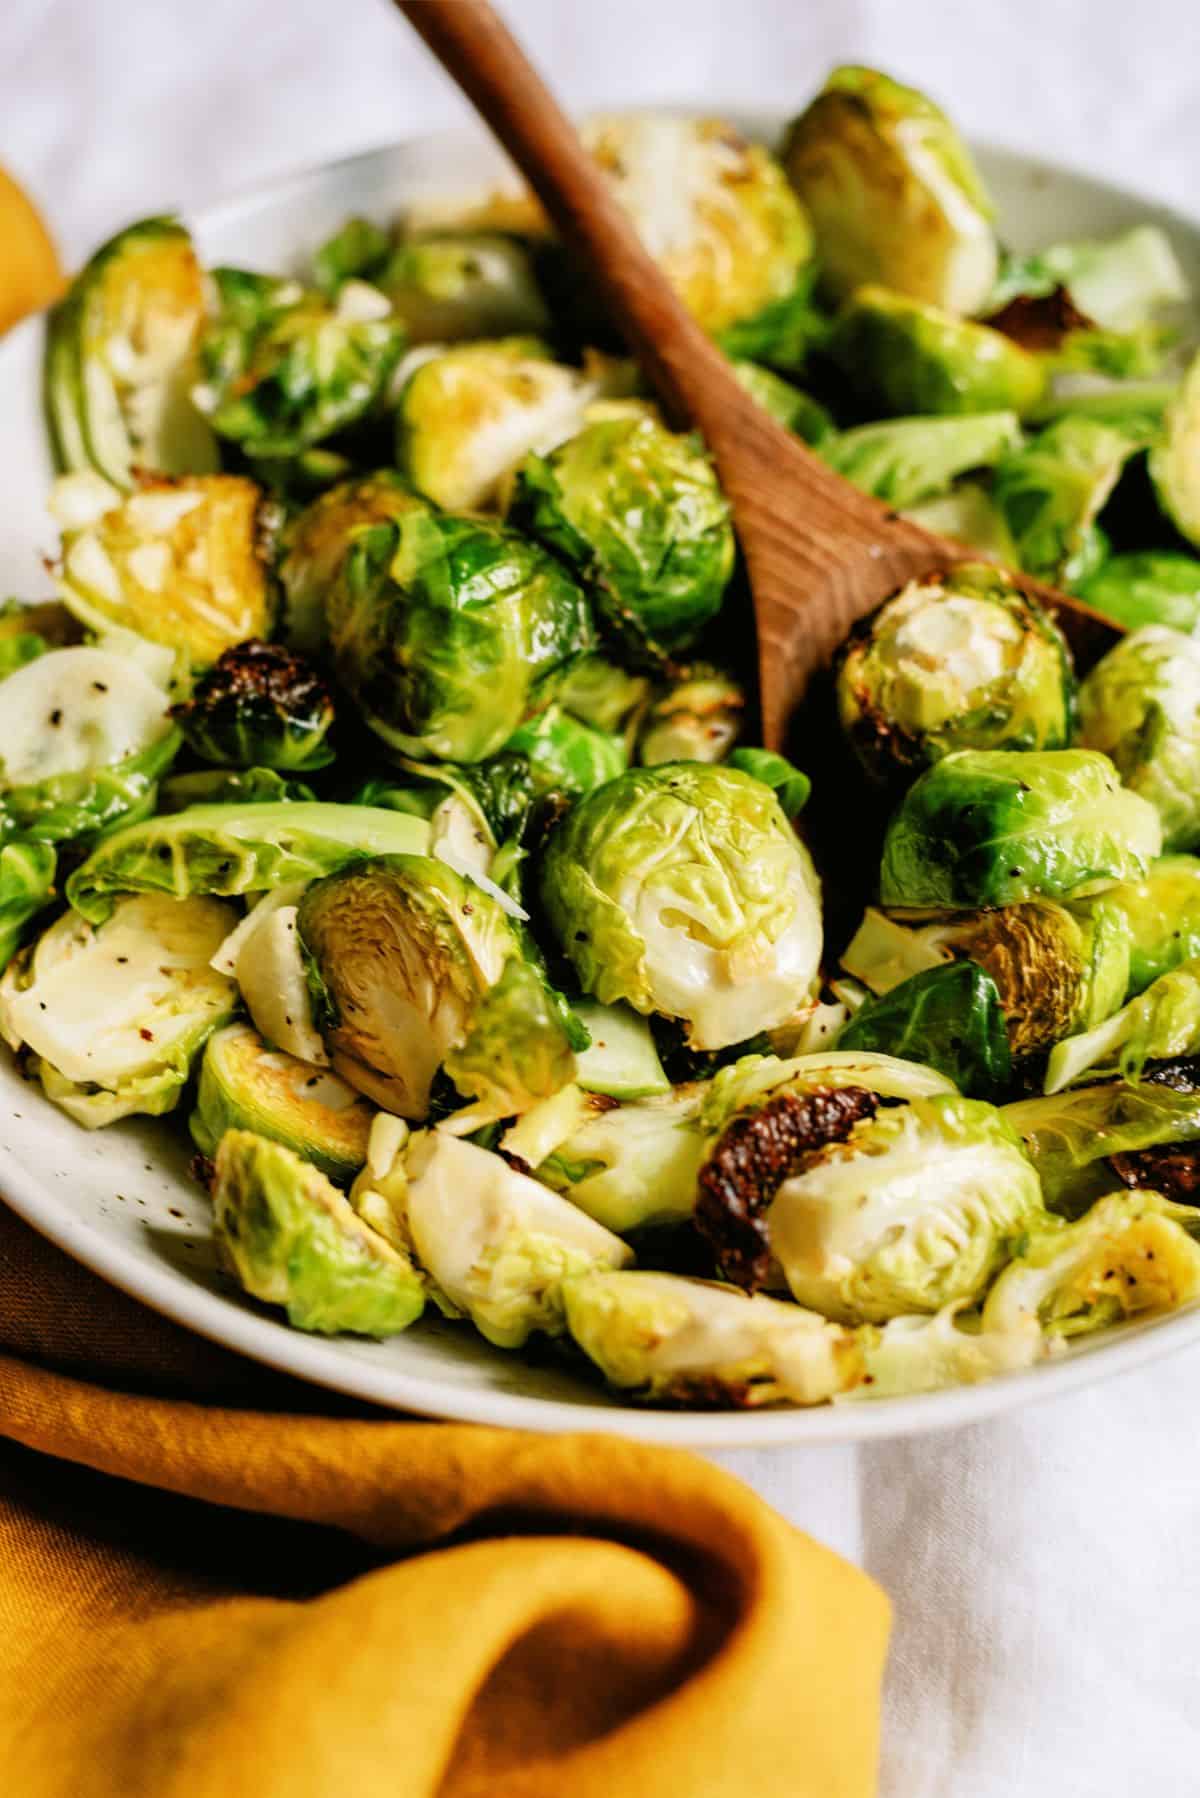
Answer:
[394,0,1122,748]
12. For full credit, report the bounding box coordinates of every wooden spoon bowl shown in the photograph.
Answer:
[395,0,1122,749]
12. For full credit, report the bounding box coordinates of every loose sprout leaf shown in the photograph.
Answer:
[1045,960,1200,1093]
[1003,1077,1200,1214]
[1077,551,1200,635]
[1082,855,1200,997]
[838,961,1013,1099]
[728,360,835,444]
[993,415,1153,587]
[0,840,57,972]
[823,412,1023,508]
[726,748,811,818]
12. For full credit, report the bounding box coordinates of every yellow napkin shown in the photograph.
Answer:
[0,164,63,333]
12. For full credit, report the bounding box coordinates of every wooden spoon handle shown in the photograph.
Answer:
[393,0,764,441]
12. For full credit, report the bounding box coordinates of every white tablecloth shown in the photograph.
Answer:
[5,2,1200,1789]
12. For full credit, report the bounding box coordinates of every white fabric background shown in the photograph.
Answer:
[5,2,1200,1791]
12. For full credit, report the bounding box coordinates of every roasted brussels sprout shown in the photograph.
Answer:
[903,482,1018,564]
[1003,1075,1200,1213]
[195,267,405,459]
[326,505,592,763]
[729,360,834,443]
[504,705,628,797]
[842,897,1132,1061]
[395,339,592,512]
[847,1304,1042,1401]
[562,1270,863,1408]
[212,1129,425,1336]
[635,667,745,766]
[65,801,430,924]
[170,640,335,772]
[190,1021,373,1187]
[994,415,1151,587]
[879,749,1162,910]
[51,470,274,668]
[583,113,814,344]
[1083,855,1200,997]
[1045,960,1200,1093]
[835,566,1073,788]
[837,961,1012,1099]
[696,1083,1042,1322]
[823,412,1022,507]
[555,654,652,737]
[0,891,236,1126]
[982,1189,1200,1338]
[829,287,1045,418]
[511,411,734,658]
[44,216,217,485]
[1076,551,1200,635]
[158,767,316,811]
[1149,347,1200,548]
[0,840,57,972]
[0,644,180,844]
[276,469,427,654]
[297,853,573,1121]
[533,1082,707,1234]
[539,764,823,1050]
[782,66,998,314]
[1078,628,1200,852]
[379,233,550,342]
[388,1128,632,1347]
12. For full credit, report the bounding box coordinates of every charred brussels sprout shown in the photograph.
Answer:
[1149,348,1200,548]
[297,853,574,1122]
[994,415,1150,586]
[879,749,1162,910]
[1077,552,1200,635]
[636,667,745,766]
[562,1271,863,1408]
[0,892,237,1126]
[1078,628,1200,852]
[539,764,823,1051]
[987,225,1189,335]
[51,470,274,668]
[171,640,335,772]
[0,840,57,972]
[44,216,217,485]
[823,412,1022,508]
[212,1130,425,1336]
[583,113,814,344]
[829,287,1045,418]
[782,66,998,314]
[511,412,734,659]
[195,267,405,459]
[835,566,1073,788]
[276,470,427,654]
[326,506,592,763]
[982,1190,1200,1338]
[190,1022,374,1187]
[0,645,180,844]
[395,339,592,513]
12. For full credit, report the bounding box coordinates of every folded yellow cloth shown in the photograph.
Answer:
[0,164,63,332]
[0,1204,889,1796]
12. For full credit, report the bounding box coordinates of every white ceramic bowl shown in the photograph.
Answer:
[3,116,1200,1448]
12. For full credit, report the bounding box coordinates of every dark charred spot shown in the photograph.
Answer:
[189,1152,216,1192]
[139,1028,154,1042]
[981,285,1094,352]
[170,638,333,735]
[696,1084,878,1290]
[1109,1144,1200,1206]
[48,709,62,727]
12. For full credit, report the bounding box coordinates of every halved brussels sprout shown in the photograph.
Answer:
[823,412,1022,508]
[51,470,274,668]
[1148,347,1200,548]
[511,411,734,658]
[1003,1076,1200,1214]
[879,749,1162,910]
[65,801,430,924]
[276,470,427,654]
[994,415,1152,586]
[539,764,823,1051]
[635,668,745,766]
[44,216,217,485]
[195,267,405,459]
[533,1081,707,1233]
[701,1051,957,1127]
[380,233,550,343]
[212,1129,425,1336]
[583,113,814,340]
[842,898,1132,1060]
[399,1128,631,1348]
[1082,855,1200,997]
[220,887,330,1068]
[829,287,1045,418]
[170,640,335,772]
[395,339,593,512]
[1077,551,1200,635]
[158,767,316,811]
[837,961,1012,1099]
[0,644,180,844]
[1078,627,1200,852]
[982,1189,1200,1339]
[0,840,57,972]
[326,506,592,764]
[835,566,1073,788]
[697,1086,1042,1323]
[504,705,628,797]
[1045,960,1200,1093]
[729,360,834,443]
[298,853,572,1122]
[562,1270,863,1408]
[848,1303,1042,1401]
[190,1021,373,1186]
[782,66,998,314]
[0,891,236,1126]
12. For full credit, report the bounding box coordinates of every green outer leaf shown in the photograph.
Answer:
[1085,855,1200,997]
[0,840,57,972]
[823,412,1022,508]
[311,215,392,295]
[839,961,1012,1099]
[716,263,831,372]
[994,415,1151,586]
[444,955,577,1124]
[1045,959,1200,1092]
[66,802,431,924]
[1003,1080,1200,1214]
[504,705,628,798]
[726,748,810,818]
[158,768,317,812]
[1078,551,1200,635]
[0,726,182,847]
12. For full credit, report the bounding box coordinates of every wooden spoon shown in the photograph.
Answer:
[394,0,1121,749]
